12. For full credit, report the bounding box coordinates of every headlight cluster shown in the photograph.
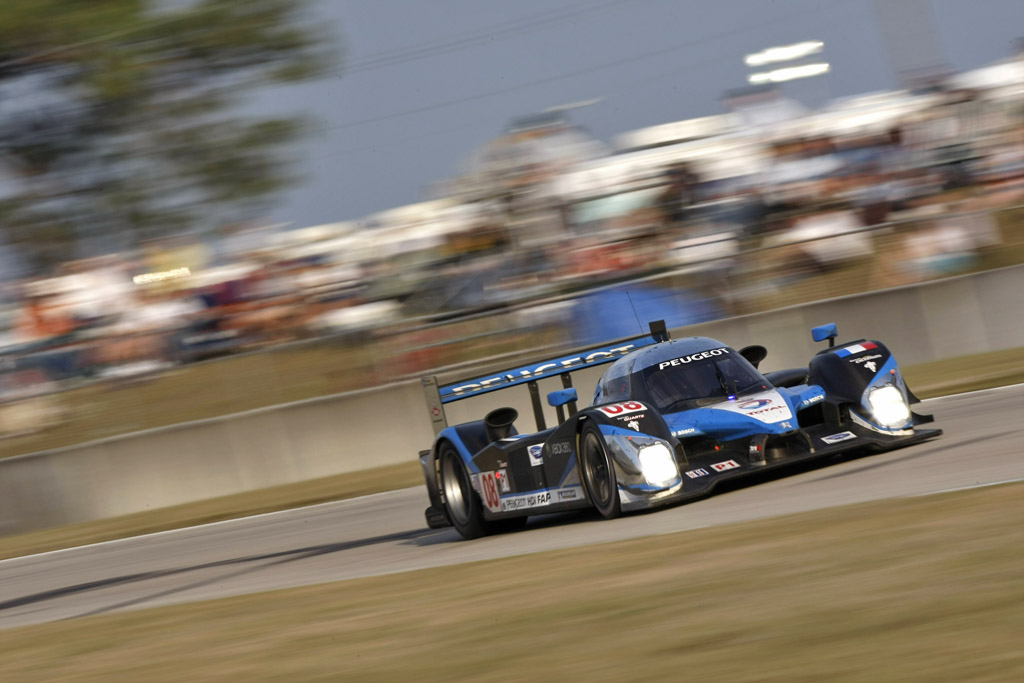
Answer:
[868,385,911,428]
[638,443,678,486]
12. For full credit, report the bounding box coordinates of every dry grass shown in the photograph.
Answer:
[904,347,1024,397]
[1,483,1021,682]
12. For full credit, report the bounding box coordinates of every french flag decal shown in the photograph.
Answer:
[835,342,878,357]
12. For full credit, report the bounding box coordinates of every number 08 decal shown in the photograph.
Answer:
[480,471,501,512]
[597,401,645,417]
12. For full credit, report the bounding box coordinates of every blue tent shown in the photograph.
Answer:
[569,284,722,346]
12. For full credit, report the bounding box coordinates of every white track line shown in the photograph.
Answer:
[913,477,1024,496]
[923,381,1024,401]
[4,383,1024,565]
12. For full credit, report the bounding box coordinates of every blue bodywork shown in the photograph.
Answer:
[420,322,940,537]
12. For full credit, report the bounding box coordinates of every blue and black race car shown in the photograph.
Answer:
[419,321,941,539]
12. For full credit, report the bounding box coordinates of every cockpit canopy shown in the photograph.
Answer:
[593,337,770,412]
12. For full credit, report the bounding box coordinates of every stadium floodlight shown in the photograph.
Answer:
[745,40,824,67]
[748,62,830,85]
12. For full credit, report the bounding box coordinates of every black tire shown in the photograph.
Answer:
[438,443,488,539]
[579,422,622,519]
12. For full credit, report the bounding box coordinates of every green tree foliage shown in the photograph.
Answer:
[0,0,335,272]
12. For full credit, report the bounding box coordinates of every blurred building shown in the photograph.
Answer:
[873,0,951,89]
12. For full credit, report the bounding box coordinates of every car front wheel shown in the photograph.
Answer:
[580,422,622,519]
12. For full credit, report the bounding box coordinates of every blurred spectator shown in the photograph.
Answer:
[657,162,702,228]
[4,56,1024,405]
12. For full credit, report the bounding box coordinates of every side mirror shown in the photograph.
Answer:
[547,387,578,424]
[812,323,838,348]
[547,388,578,407]
[738,345,767,368]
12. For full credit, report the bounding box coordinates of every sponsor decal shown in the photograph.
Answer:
[658,347,730,370]
[715,389,793,424]
[780,421,793,429]
[528,444,544,467]
[711,460,741,472]
[557,488,579,501]
[616,413,646,422]
[597,401,646,417]
[447,344,640,396]
[673,428,696,437]
[685,468,709,479]
[737,398,788,417]
[849,354,883,374]
[800,394,824,407]
[835,342,879,358]
[627,420,640,431]
[739,399,772,410]
[821,431,857,445]
[480,472,501,512]
[550,441,572,456]
[500,490,552,512]
[495,469,511,493]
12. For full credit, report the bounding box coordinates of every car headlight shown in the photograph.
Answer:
[638,443,678,486]
[868,385,911,428]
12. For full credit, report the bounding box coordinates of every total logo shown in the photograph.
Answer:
[739,399,773,410]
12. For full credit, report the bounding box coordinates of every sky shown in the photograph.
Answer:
[263,0,1024,229]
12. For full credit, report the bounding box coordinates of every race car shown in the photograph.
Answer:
[419,321,941,539]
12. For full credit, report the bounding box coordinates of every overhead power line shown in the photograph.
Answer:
[322,0,845,134]
[340,0,634,75]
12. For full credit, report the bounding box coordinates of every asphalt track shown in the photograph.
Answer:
[2,385,1023,631]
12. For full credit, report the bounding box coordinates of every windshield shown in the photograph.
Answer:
[641,354,767,412]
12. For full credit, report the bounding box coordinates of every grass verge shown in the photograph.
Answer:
[2,483,1022,682]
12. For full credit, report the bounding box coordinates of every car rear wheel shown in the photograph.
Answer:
[439,443,488,540]
[580,422,622,519]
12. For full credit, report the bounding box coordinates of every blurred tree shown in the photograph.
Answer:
[0,0,335,273]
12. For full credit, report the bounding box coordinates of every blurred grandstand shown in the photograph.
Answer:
[3,54,1024,445]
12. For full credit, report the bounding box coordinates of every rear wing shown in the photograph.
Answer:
[422,321,669,435]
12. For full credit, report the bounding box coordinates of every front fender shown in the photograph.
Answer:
[594,427,682,494]
[580,400,676,442]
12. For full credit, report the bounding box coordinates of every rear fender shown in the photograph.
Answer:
[434,423,487,471]
[424,428,483,522]
[419,448,450,528]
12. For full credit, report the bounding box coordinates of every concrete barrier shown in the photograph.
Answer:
[2,265,1022,536]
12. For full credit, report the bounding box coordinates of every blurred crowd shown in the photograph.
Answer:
[3,57,1024,422]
